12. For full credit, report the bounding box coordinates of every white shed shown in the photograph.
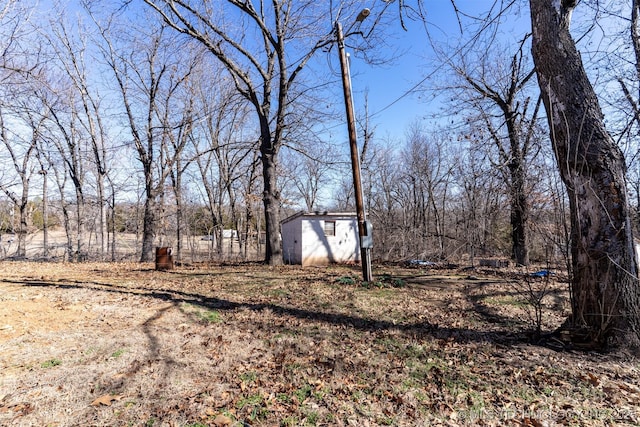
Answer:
[281,212,360,266]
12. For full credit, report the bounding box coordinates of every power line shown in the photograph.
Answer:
[366,1,520,121]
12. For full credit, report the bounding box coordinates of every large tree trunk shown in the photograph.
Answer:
[261,148,282,265]
[510,159,529,266]
[140,192,157,262]
[530,0,640,350]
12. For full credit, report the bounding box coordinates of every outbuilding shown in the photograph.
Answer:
[281,211,360,266]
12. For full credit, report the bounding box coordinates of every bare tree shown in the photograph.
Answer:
[433,30,542,266]
[166,96,195,263]
[612,1,640,235]
[96,17,199,262]
[361,141,403,260]
[188,65,256,258]
[35,153,49,258]
[530,0,640,349]
[0,1,40,257]
[400,124,454,260]
[39,135,74,259]
[39,84,90,260]
[281,145,337,212]
[142,0,377,265]
[453,135,506,265]
[0,105,42,257]
[45,17,112,259]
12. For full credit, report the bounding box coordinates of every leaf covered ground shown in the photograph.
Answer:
[0,261,638,426]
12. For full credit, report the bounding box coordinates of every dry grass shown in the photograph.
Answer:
[1,230,256,262]
[0,261,638,426]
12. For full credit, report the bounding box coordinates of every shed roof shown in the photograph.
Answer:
[280,211,357,225]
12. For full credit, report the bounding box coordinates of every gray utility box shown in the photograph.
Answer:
[361,220,373,249]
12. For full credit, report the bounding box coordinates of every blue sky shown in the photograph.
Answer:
[347,9,440,140]
[48,0,523,143]
[345,1,531,141]
[38,0,531,151]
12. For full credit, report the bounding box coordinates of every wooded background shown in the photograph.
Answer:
[0,0,637,271]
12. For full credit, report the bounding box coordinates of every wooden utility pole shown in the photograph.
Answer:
[336,16,373,282]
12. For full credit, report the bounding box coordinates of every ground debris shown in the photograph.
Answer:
[0,261,638,426]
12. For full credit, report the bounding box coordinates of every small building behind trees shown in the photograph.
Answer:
[281,212,360,266]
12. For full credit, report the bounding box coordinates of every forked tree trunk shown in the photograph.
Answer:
[530,0,640,350]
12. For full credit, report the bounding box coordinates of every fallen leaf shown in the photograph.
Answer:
[91,394,124,407]
[213,414,232,426]
[619,382,640,394]
[585,372,600,386]
[522,417,545,427]
[3,403,34,416]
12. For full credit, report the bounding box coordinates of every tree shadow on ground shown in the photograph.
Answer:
[2,274,548,349]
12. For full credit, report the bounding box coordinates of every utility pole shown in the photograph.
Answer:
[336,12,373,282]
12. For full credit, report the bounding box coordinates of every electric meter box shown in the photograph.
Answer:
[361,220,373,249]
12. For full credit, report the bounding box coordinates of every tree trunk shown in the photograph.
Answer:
[261,149,282,265]
[17,197,27,258]
[140,192,157,262]
[109,180,117,262]
[530,0,640,350]
[50,165,73,261]
[510,160,529,266]
[74,186,85,261]
[96,175,107,260]
[41,170,48,258]
[171,161,183,263]
[175,190,183,264]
